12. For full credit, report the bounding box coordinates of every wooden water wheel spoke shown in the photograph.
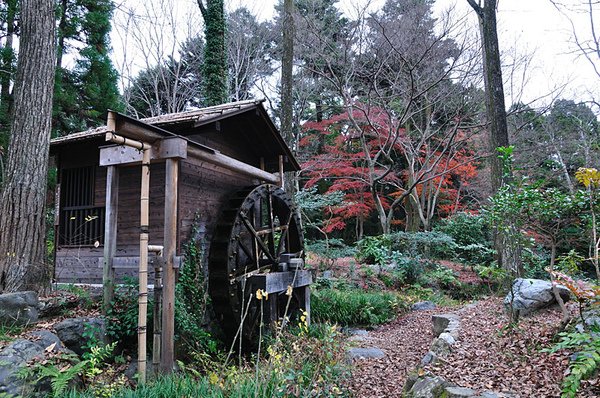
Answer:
[208,184,304,346]
[240,212,277,263]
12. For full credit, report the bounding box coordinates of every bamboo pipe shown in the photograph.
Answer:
[106,131,280,185]
[138,148,151,383]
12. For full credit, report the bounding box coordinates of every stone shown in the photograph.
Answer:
[0,291,39,326]
[432,314,460,337]
[0,331,70,397]
[322,270,333,279]
[431,337,452,356]
[444,386,477,397]
[412,301,437,311]
[438,332,456,346]
[347,347,385,360]
[503,278,571,316]
[404,375,451,397]
[38,293,81,318]
[348,329,369,342]
[54,317,107,356]
[420,351,438,366]
[479,392,499,398]
[578,307,600,332]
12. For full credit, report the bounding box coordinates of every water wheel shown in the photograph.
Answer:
[208,184,305,346]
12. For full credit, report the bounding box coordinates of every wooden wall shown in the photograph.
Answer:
[55,149,258,284]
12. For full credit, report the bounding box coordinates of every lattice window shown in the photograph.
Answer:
[58,166,105,246]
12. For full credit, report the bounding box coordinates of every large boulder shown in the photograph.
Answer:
[0,291,39,326]
[504,278,571,316]
[54,317,107,356]
[432,314,460,338]
[0,330,71,397]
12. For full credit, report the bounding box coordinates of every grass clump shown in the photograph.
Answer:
[312,288,403,326]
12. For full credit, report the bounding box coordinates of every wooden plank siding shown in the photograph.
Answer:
[55,153,259,284]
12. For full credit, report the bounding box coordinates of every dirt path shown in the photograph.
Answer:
[347,307,437,397]
[348,297,596,398]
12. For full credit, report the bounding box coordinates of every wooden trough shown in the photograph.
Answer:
[49,100,311,380]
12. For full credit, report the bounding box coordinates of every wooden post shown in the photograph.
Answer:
[138,148,151,383]
[278,155,284,188]
[102,166,119,314]
[161,158,178,373]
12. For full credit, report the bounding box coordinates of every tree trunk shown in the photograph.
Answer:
[0,0,56,293]
[281,0,294,147]
[281,0,296,197]
[467,0,519,273]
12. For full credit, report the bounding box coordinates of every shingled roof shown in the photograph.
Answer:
[50,99,300,171]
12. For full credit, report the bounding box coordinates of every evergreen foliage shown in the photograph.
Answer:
[200,0,227,106]
[54,0,122,136]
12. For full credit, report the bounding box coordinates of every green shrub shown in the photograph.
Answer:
[306,238,356,270]
[356,235,392,265]
[435,213,495,265]
[420,266,457,289]
[389,231,456,259]
[311,288,403,326]
[106,277,146,345]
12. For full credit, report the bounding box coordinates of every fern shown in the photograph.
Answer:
[547,330,600,398]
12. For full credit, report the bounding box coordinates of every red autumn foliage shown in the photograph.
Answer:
[299,107,478,232]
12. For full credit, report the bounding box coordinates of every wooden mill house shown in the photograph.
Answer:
[49,100,310,376]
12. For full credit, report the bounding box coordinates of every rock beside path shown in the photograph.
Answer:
[412,301,437,311]
[0,330,71,397]
[347,347,385,360]
[503,278,570,316]
[54,317,107,356]
[0,291,39,326]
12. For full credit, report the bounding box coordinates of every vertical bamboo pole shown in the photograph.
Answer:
[102,166,119,314]
[160,158,178,372]
[138,148,151,383]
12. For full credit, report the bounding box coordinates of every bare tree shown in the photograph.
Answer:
[113,0,203,117]
[0,0,55,292]
[299,1,485,234]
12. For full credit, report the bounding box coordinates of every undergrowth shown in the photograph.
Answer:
[311,288,403,326]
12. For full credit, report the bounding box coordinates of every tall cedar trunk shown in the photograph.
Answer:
[281,0,295,196]
[467,0,521,274]
[281,0,294,147]
[0,0,56,293]
[467,0,509,191]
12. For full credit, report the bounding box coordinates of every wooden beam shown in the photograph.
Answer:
[187,145,279,184]
[160,158,178,373]
[106,111,278,184]
[248,270,312,294]
[100,136,188,167]
[96,256,182,269]
[102,166,119,314]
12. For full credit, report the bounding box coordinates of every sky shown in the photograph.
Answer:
[110,0,600,111]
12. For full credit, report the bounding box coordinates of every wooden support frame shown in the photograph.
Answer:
[102,166,119,314]
[105,111,279,184]
[160,158,179,373]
